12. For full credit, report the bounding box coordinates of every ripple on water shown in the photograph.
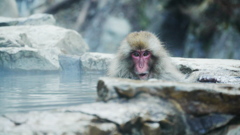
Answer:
[0,72,105,114]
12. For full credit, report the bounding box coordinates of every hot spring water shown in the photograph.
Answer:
[0,71,104,114]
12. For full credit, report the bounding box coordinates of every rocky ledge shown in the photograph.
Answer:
[1,77,240,135]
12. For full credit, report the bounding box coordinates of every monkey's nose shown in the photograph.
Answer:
[139,58,145,68]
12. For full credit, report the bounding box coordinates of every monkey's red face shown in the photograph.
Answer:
[131,50,151,80]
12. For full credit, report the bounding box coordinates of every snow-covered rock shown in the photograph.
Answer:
[0,25,88,71]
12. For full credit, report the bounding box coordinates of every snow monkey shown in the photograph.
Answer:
[108,31,185,81]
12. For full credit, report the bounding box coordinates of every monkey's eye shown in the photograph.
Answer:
[143,51,150,56]
[132,52,140,57]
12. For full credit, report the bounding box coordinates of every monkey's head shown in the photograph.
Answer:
[117,31,166,80]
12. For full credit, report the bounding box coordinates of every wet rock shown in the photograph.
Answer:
[172,58,240,75]
[173,58,240,84]
[224,123,240,135]
[0,14,56,27]
[89,123,120,135]
[204,120,240,135]
[0,47,56,71]
[59,54,81,73]
[58,94,184,135]
[142,122,161,135]
[0,25,88,71]
[80,52,113,72]
[58,53,114,75]
[97,77,240,115]
[0,111,117,135]
[97,77,240,134]
[63,95,175,124]
[186,114,233,134]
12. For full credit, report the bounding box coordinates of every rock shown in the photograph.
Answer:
[97,77,240,134]
[97,77,240,115]
[89,123,119,135]
[173,57,240,84]
[0,14,56,26]
[0,111,112,135]
[186,114,233,134]
[80,52,113,72]
[59,54,81,73]
[173,58,240,75]
[58,93,184,135]
[0,0,18,17]
[0,47,56,70]
[203,122,240,135]
[0,25,88,71]
[63,95,176,124]
[142,122,161,135]
[59,53,113,73]
[225,124,240,135]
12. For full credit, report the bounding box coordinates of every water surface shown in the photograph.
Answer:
[0,71,104,114]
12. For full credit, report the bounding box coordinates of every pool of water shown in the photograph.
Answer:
[0,71,105,114]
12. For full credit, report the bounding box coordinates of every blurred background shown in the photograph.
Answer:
[1,0,240,59]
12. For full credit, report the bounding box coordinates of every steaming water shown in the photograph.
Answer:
[0,71,104,114]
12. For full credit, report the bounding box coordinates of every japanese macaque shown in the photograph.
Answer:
[108,31,185,81]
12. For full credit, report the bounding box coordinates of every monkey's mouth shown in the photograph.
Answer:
[138,73,148,80]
